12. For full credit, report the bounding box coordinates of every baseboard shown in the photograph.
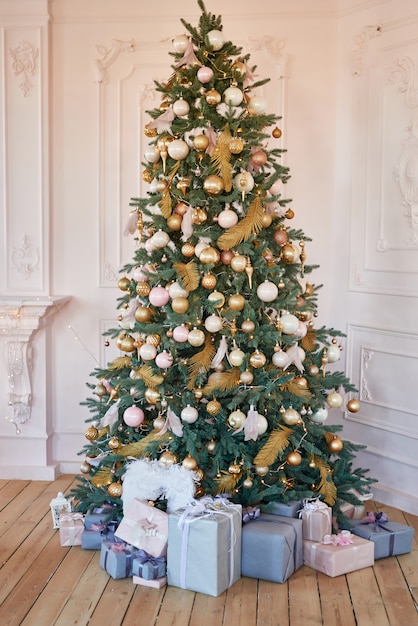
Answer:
[59,462,81,475]
[0,464,60,481]
[372,484,418,516]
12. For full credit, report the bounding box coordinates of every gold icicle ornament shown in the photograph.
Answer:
[245,257,253,289]
[299,240,306,277]
[137,210,144,242]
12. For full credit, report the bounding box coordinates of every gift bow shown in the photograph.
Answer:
[361,511,389,532]
[301,498,328,512]
[110,541,129,553]
[242,506,260,524]
[60,512,84,523]
[323,530,353,546]
[139,517,159,536]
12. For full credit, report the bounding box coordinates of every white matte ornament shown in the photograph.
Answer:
[144,145,160,163]
[207,29,225,51]
[228,409,246,428]
[311,407,329,424]
[173,99,190,117]
[168,139,190,160]
[257,414,268,435]
[151,230,170,249]
[282,407,301,425]
[257,280,278,302]
[240,370,254,384]
[217,208,238,228]
[204,315,223,333]
[326,344,341,363]
[181,405,199,424]
[168,281,189,299]
[248,95,266,114]
[172,34,189,54]
[139,343,157,361]
[272,350,288,368]
[228,348,245,366]
[280,313,300,334]
[223,86,244,106]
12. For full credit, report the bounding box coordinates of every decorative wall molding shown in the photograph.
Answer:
[8,40,39,96]
[248,36,289,78]
[351,23,381,75]
[94,39,139,84]
[11,235,40,279]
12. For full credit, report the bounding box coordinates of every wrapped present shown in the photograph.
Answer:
[81,520,118,550]
[303,530,374,577]
[241,513,303,583]
[100,539,139,579]
[167,497,242,597]
[299,498,332,542]
[132,550,166,580]
[339,490,374,520]
[59,512,84,547]
[115,499,168,558]
[261,500,302,518]
[133,575,167,588]
[350,512,414,559]
[84,504,120,530]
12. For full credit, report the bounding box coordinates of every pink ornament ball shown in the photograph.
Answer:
[132,266,149,282]
[197,66,214,83]
[148,286,170,307]
[155,350,173,369]
[123,406,145,427]
[173,325,189,342]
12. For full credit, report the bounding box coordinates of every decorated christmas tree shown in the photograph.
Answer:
[71,1,375,526]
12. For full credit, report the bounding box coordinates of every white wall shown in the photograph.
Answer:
[0,0,417,514]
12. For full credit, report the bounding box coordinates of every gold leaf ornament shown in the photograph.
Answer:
[201,368,241,395]
[173,260,200,291]
[313,456,337,506]
[217,196,265,250]
[253,425,294,467]
[187,335,217,390]
[108,356,131,370]
[211,126,233,192]
[134,364,164,388]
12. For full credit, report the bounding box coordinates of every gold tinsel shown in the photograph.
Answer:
[313,456,337,506]
[215,470,241,493]
[159,187,172,218]
[284,380,312,401]
[201,368,241,395]
[211,126,233,192]
[173,260,200,291]
[253,426,294,467]
[91,467,113,487]
[134,365,164,388]
[108,356,131,370]
[301,328,317,353]
[217,196,265,250]
[118,430,170,458]
[187,336,216,390]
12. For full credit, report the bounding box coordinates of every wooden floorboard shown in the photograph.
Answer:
[0,477,417,625]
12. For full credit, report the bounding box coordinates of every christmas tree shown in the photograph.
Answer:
[71,1,375,527]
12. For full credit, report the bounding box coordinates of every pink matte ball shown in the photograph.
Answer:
[123,406,145,427]
[155,350,173,369]
[132,266,148,282]
[173,325,189,342]
[148,286,170,307]
[197,66,214,83]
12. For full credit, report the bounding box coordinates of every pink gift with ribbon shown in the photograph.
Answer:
[299,498,332,542]
[59,512,84,547]
[115,499,168,557]
[303,530,374,577]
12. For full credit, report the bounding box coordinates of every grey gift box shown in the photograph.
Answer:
[241,513,303,583]
[261,500,302,518]
[351,520,414,559]
[167,503,242,597]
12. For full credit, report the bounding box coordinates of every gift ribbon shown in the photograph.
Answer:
[323,530,353,546]
[121,514,166,548]
[134,550,166,579]
[359,511,395,556]
[60,513,84,546]
[177,497,239,589]
[242,506,260,524]
[104,541,135,577]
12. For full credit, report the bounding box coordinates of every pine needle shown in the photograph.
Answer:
[211,126,233,192]
[108,356,131,370]
[284,380,312,401]
[314,456,337,506]
[135,365,164,388]
[201,368,241,395]
[187,335,216,390]
[253,426,294,467]
[159,187,172,219]
[118,431,170,457]
[301,328,317,352]
[173,260,200,291]
[217,196,265,250]
[214,470,241,493]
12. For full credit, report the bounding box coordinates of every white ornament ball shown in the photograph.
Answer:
[327,344,341,363]
[234,171,255,194]
[228,348,245,367]
[272,350,288,368]
[326,391,343,408]
[294,321,308,338]
[149,178,159,193]
[194,241,210,258]
[187,328,205,347]
[206,29,225,51]
[248,95,267,114]
[223,86,244,106]
[217,208,238,228]
[280,313,300,335]
[144,145,160,163]
[181,405,199,424]
[151,230,170,249]
[282,407,301,425]
[168,281,189,299]
[173,325,189,342]
[172,34,189,54]
[208,290,225,307]
[139,343,157,361]
[269,179,283,195]
[168,139,190,160]
[197,66,214,83]
[155,350,173,369]
[240,370,254,384]
[257,280,278,303]
[311,407,329,424]
[257,414,268,435]
[204,315,223,333]
[173,99,190,117]
[133,266,149,282]
[228,409,246,428]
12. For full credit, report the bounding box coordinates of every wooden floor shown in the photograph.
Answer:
[0,475,417,626]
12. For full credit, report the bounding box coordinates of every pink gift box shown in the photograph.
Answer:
[133,575,167,588]
[59,512,84,546]
[115,499,168,557]
[303,533,374,577]
[300,499,332,542]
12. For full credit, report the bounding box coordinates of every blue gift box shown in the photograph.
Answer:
[132,550,166,580]
[85,505,119,531]
[261,500,302,518]
[350,515,414,559]
[99,540,138,579]
[81,529,115,550]
[242,513,303,583]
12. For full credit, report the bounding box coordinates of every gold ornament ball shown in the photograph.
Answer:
[171,296,190,314]
[327,391,343,408]
[80,460,92,474]
[159,450,178,467]
[117,334,137,353]
[199,246,221,265]
[194,468,205,481]
[153,416,166,431]
[194,387,203,400]
[108,436,121,450]
[208,290,225,308]
[272,127,282,139]
[294,376,309,389]
[206,439,216,453]
[243,477,253,488]
[144,124,157,138]
[85,426,99,441]
[228,293,246,311]
[145,388,161,405]
[167,214,182,231]
[249,350,267,369]
[192,208,208,224]
[230,254,247,273]
[193,134,209,151]
[182,242,195,257]
[205,88,222,106]
[202,273,217,289]
[286,450,302,466]
[347,399,361,413]
[328,436,343,453]
[142,169,154,183]
[255,465,269,477]
[94,381,107,397]
[229,137,245,154]
[107,482,123,498]
[228,410,246,428]
[307,364,320,377]
[135,306,153,323]
[182,455,198,470]
[260,212,273,228]
[136,281,151,297]
[203,175,224,196]
[285,208,295,220]
[206,399,222,415]
[305,283,315,297]
[280,243,300,264]
[228,463,242,475]
[241,319,255,333]
[146,333,161,347]
[118,276,131,291]
[175,201,189,216]
[231,60,246,79]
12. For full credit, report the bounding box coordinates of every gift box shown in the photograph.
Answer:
[300,499,332,542]
[339,490,374,520]
[84,505,119,531]
[132,550,166,580]
[261,500,302,518]
[303,531,374,577]
[115,499,168,558]
[350,512,414,559]
[100,539,139,579]
[241,513,303,583]
[59,512,84,547]
[167,498,242,597]
[133,575,167,588]
[81,519,118,550]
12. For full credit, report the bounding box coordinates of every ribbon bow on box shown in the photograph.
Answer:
[361,511,389,532]
[90,519,119,536]
[60,512,84,523]
[242,506,260,524]
[300,498,329,515]
[134,549,166,580]
[323,530,353,546]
